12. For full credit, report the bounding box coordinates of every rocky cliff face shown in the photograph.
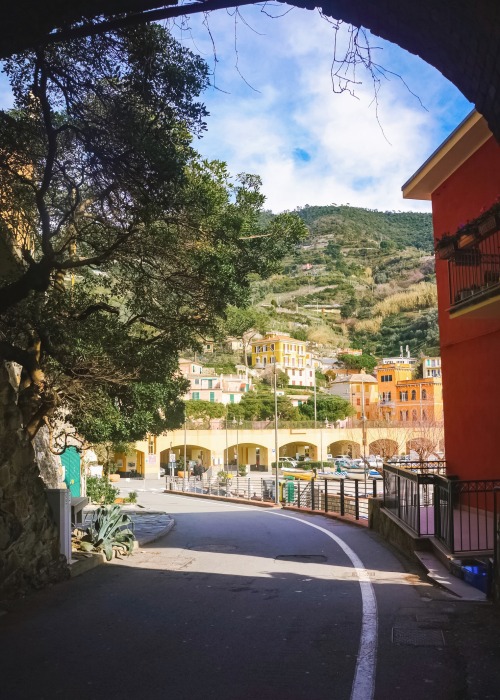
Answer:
[0,362,69,600]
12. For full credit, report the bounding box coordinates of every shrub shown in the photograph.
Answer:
[127,491,138,504]
[86,476,119,505]
[79,505,135,561]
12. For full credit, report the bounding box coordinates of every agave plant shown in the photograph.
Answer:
[80,505,135,561]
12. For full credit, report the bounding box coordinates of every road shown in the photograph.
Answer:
[0,486,479,699]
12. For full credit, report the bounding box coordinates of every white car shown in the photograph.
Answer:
[279,457,298,468]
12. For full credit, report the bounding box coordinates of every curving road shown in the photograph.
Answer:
[0,489,467,699]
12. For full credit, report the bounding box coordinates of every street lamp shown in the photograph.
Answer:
[233,416,242,473]
[274,360,279,504]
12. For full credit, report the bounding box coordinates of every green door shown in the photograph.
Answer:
[62,446,81,497]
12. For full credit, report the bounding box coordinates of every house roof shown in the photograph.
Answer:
[402,110,492,201]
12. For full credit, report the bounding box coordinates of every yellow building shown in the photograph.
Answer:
[250,332,315,387]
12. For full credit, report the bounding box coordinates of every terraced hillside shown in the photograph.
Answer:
[250,204,438,357]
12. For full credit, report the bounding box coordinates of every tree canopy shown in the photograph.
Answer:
[337,353,377,373]
[0,25,306,447]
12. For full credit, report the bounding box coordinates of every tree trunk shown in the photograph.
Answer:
[0,362,69,601]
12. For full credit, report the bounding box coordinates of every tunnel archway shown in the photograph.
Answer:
[3,2,500,140]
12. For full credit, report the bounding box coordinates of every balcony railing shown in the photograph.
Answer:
[383,463,500,554]
[448,251,500,311]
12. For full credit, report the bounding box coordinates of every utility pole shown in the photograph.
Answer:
[274,360,279,504]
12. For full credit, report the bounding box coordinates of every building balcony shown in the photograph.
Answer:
[439,208,500,318]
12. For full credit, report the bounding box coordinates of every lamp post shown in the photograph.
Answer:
[274,360,279,504]
[225,413,228,471]
[183,420,187,487]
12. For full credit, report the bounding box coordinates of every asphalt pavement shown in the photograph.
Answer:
[0,481,499,700]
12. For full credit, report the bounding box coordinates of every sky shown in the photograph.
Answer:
[165,4,472,213]
[0,5,472,214]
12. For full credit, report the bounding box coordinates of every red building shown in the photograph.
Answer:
[403,111,500,480]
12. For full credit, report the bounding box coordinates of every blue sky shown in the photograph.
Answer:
[0,6,472,214]
[167,5,472,213]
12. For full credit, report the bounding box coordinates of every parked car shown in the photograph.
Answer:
[279,457,298,468]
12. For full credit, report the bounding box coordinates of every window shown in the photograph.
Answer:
[422,410,427,420]
[209,392,215,402]
[422,389,428,400]
[230,394,235,403]
[381,391,392,402]
[194,378,200,385]
[357,398,361,405]
[412,410,417,421]
[192,392,200,400]
[148,435,155,454]
[411,390,416,400]
[381,375,393,383]
[400,391,408,401]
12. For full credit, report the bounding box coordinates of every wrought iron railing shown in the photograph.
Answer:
[383,464,500,554]
[165,474,381,521]
[448,251,500,311]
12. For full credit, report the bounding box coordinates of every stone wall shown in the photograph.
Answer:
[0,362,69,601]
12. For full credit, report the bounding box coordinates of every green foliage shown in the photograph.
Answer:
[295,205,433,252]
[86,476,119,505]
[186,400,226,420]
[0,24,306,447]
[228,389,300,421]
[337,353,377,373]
[297,395,354,422]
[127,491,138,504]
[81,505,135,561]
[353,309,440,357]
[261,367,289,388]
[217,470,232,483]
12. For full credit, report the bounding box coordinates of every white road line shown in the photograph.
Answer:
[268,512,377,700]
[162,493,378,699]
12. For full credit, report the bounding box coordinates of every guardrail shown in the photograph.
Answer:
[383,463,500,554]
[166,474,381,521]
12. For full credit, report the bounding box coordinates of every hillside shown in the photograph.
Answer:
[250,204,439,357]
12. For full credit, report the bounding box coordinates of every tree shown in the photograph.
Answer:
[298,395,354,422]
[0,25,307,447]
[229,389,300,421]
[223,306,270,367]
[0,25,306,597]
[338,353,377,374]
[261,366,289,388]
[185,400,226,423]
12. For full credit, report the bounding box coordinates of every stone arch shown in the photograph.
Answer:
[328,439,361,459]
[227,442,269,471]
[3,2,500,139]
[160,443,211,472]
[280,440,318,461]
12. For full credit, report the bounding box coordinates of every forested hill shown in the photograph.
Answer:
[295,205,433,253]
[250,204,439,357]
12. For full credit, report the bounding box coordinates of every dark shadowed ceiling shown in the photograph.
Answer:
[3,0,500,139]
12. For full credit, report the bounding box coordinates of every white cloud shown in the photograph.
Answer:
[175,7,471,213]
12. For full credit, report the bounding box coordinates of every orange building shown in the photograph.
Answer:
[394,377,443,422]
[375,362,413,421]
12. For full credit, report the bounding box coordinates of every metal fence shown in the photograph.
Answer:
[383,463,500,554]
[165,474,381,521]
